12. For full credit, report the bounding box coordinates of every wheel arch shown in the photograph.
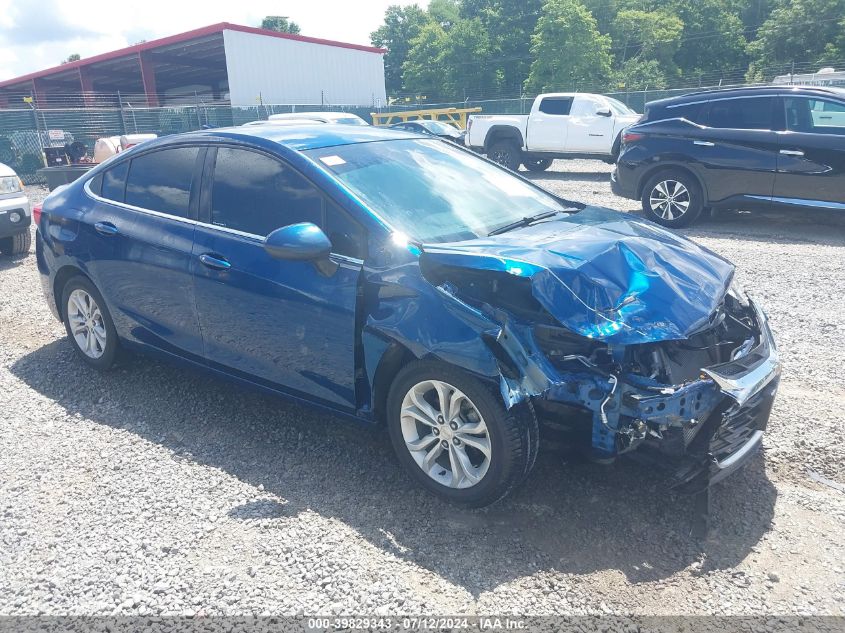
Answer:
[483,125,525,153]
[53,265,91,320]
[371,340,417,425]
[636,163,708,203]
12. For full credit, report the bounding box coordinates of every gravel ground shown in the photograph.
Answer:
[1,170,844,617]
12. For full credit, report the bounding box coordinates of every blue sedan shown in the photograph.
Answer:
[35,125,779,508]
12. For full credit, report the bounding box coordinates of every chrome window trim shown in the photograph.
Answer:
[82,176,364,264]
[666,94,781,109]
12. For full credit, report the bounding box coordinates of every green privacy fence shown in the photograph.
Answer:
[0,84,750,185]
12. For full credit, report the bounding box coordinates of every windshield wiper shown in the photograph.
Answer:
[488,210,561,236]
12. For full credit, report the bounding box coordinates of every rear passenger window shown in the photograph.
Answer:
[539,97,573,115]
[666,103,705,124]
[210,148,322,236]
[100,161,129,202]
[125,147,200,217]
[707,97,774,130]
[88,173,103,196]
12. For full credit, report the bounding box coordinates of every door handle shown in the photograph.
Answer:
[780,149,804,157]
[198,253,231,270]
[94,221,118,236]
[693,140,715,147]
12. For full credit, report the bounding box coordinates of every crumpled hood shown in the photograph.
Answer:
[419,207,734,345]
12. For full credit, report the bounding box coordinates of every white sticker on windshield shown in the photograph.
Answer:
[320,155,346,166]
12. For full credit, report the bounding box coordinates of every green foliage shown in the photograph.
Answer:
[371,5,432,94]
[524,0,612,93]
[61,53,81,65]
[746,0,845,80]
[370,0,845,99]
[260,16,301,35]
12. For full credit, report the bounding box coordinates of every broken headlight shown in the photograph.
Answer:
[727,277,750,308]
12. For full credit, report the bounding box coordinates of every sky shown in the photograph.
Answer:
[0,0,426,81]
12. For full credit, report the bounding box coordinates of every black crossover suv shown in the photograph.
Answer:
[611,86,845,227]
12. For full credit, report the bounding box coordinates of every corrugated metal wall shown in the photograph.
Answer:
[223,30,386,107]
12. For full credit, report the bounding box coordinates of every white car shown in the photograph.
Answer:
[0,162,31,257]
[268,112,369,126]
[466,93,640,171]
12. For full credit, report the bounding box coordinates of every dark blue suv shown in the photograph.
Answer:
[612,86,845,227]
[35,125,779,509]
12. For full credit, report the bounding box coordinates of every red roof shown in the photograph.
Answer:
[0,22,386,89]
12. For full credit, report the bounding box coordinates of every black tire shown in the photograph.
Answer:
[487,139,522,171]
[386,359,539,507]
[641,169,704,228]
[61,275,119,370]
[0,230,31,257]
[523,158,552,172]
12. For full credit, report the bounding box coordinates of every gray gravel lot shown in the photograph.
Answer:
[1,165,844,616]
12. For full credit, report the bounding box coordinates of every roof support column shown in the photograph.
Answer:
[139,52,159,107]
[78,67,95,106]
[32,78,48,107]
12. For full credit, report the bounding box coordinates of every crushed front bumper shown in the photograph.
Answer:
[656,298,780,490]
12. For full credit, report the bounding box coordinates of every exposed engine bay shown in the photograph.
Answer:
[420,259,779,492]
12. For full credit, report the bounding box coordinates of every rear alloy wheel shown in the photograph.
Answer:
[487,140,522,171]
[641,170,704,228]
[62,276,118,370]
[523,158,552,172]
[387,360,538,507]
[0,230,30,257]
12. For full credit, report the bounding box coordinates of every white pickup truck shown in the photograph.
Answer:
[466,93,640,171]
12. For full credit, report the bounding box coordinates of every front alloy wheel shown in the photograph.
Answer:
[400,379,492,489]
[387,360,538,507]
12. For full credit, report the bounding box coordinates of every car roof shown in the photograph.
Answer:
[0,162,16,177]
[136,124,427,152]
[647,85,845,109]
[268,112,364,122]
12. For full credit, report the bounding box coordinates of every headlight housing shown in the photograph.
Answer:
[728,276,750,307]
[0,176,22,194]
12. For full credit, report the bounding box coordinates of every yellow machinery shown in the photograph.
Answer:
[370,107,482,130]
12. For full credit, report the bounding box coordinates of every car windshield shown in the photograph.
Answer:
[419,120,459,135]
[606,97,636,116]
[305,139,573,243]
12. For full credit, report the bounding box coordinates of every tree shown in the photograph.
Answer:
[260,16,301,35]
[371,4,431,94]
[524,0,613,94]
[402,22,449,100]
[746,0,845,80]
[441,18,499,98]
[667,0,747,77]
[61,53,81,64]
[610,9,684,87]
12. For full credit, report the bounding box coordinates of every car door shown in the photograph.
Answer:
[526,96,572,152]
[565,96,615,153]
[773,95,845,209]
[191,145,366,410]
[691,96,780,206]
[83,145,205,358]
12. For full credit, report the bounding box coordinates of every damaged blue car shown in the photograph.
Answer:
[35,125,780,509]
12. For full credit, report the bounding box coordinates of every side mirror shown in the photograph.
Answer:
[264,223,332,261]
[596,108,612,117]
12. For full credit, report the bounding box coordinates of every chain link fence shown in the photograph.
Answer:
[3,75,841,185]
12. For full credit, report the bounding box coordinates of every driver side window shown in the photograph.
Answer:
[209,147,366,259]
[210,147,322,236]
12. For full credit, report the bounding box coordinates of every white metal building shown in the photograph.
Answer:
[0,23,387,108]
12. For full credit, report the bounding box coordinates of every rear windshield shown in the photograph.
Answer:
[304,139,571,243]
